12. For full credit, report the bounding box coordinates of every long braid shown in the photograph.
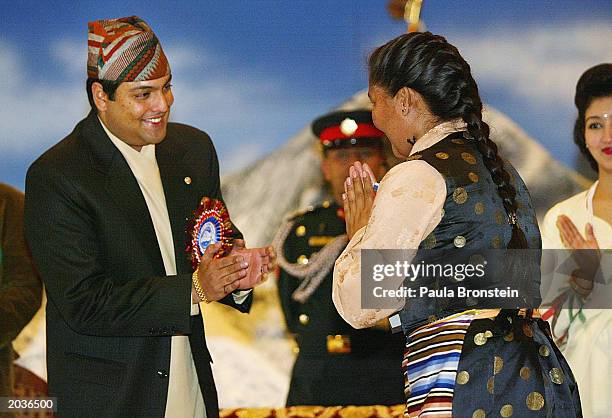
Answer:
[461,100,528,248]
[369,31,529,249]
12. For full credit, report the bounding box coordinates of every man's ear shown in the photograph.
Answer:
[91,82,109,113]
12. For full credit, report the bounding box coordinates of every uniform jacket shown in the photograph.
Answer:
[277,202,405,406]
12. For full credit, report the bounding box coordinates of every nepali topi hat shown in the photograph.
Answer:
[87,15,170,82]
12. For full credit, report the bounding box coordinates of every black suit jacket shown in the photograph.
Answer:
[24,111,251,418]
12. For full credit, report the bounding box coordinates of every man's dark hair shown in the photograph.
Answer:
[86,77,121,113]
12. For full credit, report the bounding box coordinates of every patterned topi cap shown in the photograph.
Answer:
[87,15,170,82]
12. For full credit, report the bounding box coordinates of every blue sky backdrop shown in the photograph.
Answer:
[1,0,611,189]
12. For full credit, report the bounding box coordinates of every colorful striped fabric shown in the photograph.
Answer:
[87,16,170,82]
[403,313,475,417]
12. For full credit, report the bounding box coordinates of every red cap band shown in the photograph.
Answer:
[319,123,384,143]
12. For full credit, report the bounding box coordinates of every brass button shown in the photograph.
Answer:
[468,172,479,183]
[520,366,531,380]
[461,152,477,165]
[503,331,514,342]
[297,255,309,265]
[484,330,493,338]
[522,323,533,337]
[539,345,550,357]
[454,235,467,248]
[184,176,192,185]
[526,391,545,411]
[456,370,470,385]
[322,200,330,208]
[453,187,468,204]
[298,314,309,325]
[500,404,513,417]
[451,138,465,145]
[549,367,565,385]
[296,225,306,237]
[435,152,449,160]
[472,409,485,418]
[474,332,487,346]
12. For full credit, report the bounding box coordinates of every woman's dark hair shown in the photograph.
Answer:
[573,63,612,172]
[368,32,527,249]
[86,77,121,113]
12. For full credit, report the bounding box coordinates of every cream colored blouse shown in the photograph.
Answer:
[332,119,466,329]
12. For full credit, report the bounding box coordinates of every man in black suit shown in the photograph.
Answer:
[24,16,272,418]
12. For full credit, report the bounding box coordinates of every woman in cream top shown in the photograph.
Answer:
[333,32,581,418]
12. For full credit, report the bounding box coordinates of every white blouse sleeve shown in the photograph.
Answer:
[332,160,447,329]
[541,206,564,250]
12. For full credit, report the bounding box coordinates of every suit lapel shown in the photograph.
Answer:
[81,112,165,273]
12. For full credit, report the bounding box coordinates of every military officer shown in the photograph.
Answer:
[274,110,406,406]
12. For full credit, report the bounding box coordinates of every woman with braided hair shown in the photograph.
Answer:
[332,32,581,417]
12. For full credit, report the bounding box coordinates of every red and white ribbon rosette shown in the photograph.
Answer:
[186,197,234,270]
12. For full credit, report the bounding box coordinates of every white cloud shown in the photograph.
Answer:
[49,39,84,76]
[451,22,612,105]
[0,41,24,88]
[0,41,88,155]
[164,43,209,72]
